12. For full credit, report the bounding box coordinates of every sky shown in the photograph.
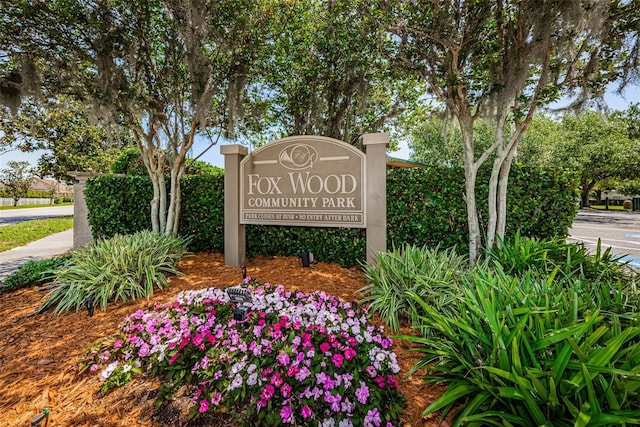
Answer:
[1,83,638,171]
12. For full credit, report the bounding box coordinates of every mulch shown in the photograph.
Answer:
[0,252,446,426]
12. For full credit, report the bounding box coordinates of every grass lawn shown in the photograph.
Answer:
[0,203,73,210]
[589,204,626,211]
[0,216,73,252]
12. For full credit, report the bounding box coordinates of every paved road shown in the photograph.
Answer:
[0,205,74,226]
[568,209,640,268]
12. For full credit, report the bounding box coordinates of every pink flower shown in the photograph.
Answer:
[211,392,222,406]
[366,365,377,377]
[387,375,399,389]
[179,335,191,350]
[375,376,386,388]
[355,382,369,404]
[344,347,356,361]
[168,353,181,365]
[138,343,150,357]
[365,407,382,427]
[331,353,344,368]
[320,342,330,353]
[113,339,123,349]
[271,372,283,387]
[301,405,312,418]
[206,333,216,345]
[280,383,292,398]
[261,384,275,401]
[198,399,209,413]
[287,365,300,377]
[280,405,294,424]
[277,352,290,366]
[192,333,204,346]
[89,364,99,372]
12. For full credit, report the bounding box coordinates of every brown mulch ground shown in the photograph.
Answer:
[0,252,446,426]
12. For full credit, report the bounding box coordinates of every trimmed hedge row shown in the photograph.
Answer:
[85,166,578,266]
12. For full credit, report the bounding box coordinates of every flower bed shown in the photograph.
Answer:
[84,279,406,426]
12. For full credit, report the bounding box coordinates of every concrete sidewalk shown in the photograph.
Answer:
[0,229,74,281]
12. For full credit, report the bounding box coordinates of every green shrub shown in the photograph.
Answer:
[359,244,467,333]
[39,231,187,314]
[86,175,153,238]
[487,236,639,316]
[0,256,72,294]
[86,165,578,266]
[110,147,145,175]
[404,267,640,426]
[110,147,223,176]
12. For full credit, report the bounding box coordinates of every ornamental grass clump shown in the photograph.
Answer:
[360,243,467,333]
[83,279,405,426]
[40,231,187,314]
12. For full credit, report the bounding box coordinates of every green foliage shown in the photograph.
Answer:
[0,160,34,205]
[86,165,578,266]
[110,147,144,175]
[387,166,579,254]
[179,174,225,252]
[0,255,71,294]
[110,148,223,176]
[360,244,467,334]
[246,226,365,268]
[519,111,640,207]
[402,267,640,426]
[487,235,637,292]
[85,174,224,252]
[39,231,187,314]
[184,159,223,176]
[0,97,131,183]
[85,175,153,238]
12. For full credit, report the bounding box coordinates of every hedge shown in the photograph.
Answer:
[85,166,578,266]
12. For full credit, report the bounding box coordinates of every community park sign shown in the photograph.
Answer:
[221,134,388,267]
[240,136,365,228]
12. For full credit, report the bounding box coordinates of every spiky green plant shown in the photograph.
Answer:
[40,231,187,314]
[487,235,639,316]
[403,267,640,426]
[359,243,467,333]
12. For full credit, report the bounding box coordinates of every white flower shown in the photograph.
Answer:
[247,373,258,386]
[100,361,119,381]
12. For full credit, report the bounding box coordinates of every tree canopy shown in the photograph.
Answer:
[519,110,640,207]
[1,0,639,258]
[0,96,131,182]
[386,0,640,261]
[0,160,34,206]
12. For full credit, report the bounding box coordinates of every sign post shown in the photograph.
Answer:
[221,144,248,268]
[363,133,388,264]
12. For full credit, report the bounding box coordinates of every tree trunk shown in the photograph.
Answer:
[580,178,592,208]
[460,121,481,264]
[496,151,515,239]
[165,163,184,236]
[149,173,161,233]
[486,156,502,250]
